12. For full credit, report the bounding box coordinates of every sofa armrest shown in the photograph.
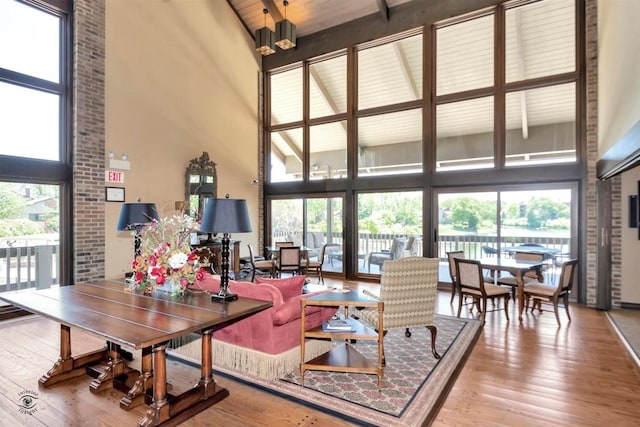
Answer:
[270,290,335,325]
[196,274,285,312]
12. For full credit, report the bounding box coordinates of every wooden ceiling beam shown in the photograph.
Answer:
[262,0,283,22]
[376,0,389,21]
[263,0,504,70]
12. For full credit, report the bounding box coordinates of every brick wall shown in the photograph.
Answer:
[73,0,106,282]
[611,175,622,307]
[584,0,598,306]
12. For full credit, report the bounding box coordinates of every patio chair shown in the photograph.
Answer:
[524,258,578,326]
[454,258,511,325]
[355,257,441,365]
[367,237,407,273]
[481,245,498,257]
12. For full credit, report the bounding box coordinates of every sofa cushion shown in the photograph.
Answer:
[255,275,305,300]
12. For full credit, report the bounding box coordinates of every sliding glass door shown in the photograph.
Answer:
[269,195,344,276]
[436,186,575,284]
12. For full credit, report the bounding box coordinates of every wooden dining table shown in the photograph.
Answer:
[0,280,271,426]
[479,257,544,321]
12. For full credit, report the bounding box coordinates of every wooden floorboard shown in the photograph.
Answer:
[0,279,639,426]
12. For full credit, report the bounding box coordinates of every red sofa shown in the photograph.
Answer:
[175,274,336,379]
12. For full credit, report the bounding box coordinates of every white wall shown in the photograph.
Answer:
[598,0,640,157]
[621,166,640,303]
[104,0,261,279]
[598,0,640,304]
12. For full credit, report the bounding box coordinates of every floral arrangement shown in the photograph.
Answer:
[128,214,206,296]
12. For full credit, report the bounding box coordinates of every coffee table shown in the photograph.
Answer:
[0,280,271,426]
[300,291,384,389]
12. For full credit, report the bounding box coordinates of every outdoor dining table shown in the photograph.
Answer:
[500,244,561,261]
[479,257,544,321]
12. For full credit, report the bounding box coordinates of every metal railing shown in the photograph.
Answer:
[0,244,59,292]
[273,231,570,263]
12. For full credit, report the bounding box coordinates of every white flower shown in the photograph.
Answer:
[168,252,188,269]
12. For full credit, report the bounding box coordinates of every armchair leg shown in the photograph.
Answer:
[426,325,440,359]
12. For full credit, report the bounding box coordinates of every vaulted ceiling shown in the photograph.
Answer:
[226,0,414,42]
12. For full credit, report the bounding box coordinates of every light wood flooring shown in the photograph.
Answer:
[0,278,639,426]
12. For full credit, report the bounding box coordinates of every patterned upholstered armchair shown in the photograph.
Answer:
[356,257,441,364]
[367,237,407,273]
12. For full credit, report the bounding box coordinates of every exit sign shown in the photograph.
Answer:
[105,170,125,183]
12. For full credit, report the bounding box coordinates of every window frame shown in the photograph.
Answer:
[0,0,73,286]
[262,0,585,282]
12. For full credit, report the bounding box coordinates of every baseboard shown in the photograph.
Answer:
[620,302,640,310]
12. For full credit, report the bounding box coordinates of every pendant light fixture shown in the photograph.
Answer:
[255,8,275,56]
[275,0,296,50]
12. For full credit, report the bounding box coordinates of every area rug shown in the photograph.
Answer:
[169,314,481,426]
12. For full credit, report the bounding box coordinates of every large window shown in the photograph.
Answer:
[436,187,575,285]
[0,0,71,294]
[0,0,62,161]
[357,191,423,274]
[263,0,583,280]
[435,0,578,172]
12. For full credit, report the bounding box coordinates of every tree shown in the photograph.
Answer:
[450,197,482,230]
[0,183,27,219]
[526,197,567,229]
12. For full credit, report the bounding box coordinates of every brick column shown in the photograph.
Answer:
[73,0,106,282]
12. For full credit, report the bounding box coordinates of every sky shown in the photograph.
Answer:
[0,0,60,161]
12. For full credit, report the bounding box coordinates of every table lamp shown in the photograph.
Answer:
[116,202,160,258]
[200,195,252,303]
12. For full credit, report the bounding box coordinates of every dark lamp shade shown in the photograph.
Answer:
[200,198,252,234]
[116,203,159,231]
[255,27,276,55]
[275,19,296,50]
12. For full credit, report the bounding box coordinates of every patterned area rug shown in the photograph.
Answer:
[169,314,481,426]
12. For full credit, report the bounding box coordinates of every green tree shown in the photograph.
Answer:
[450,197,482,230]
[0,183,27,219]
[526,197,567,229]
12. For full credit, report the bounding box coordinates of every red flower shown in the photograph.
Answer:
[195,268,206,281]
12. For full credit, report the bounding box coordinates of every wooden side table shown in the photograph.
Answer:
[300,291,384,389]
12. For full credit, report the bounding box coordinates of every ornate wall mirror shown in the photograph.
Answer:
[185,152,217,219]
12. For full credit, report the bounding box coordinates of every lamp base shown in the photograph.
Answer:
[211,291,238,303]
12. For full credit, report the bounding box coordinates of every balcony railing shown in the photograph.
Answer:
[273,231,570,265]
[0,244,59,293]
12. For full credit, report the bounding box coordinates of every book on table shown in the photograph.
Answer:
[323,318,355,332]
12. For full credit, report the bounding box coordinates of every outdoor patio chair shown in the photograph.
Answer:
[355,257,441,365]
[367,237,407,273]
[524,258,578,326]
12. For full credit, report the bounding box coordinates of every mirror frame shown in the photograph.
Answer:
[185,152,217,219]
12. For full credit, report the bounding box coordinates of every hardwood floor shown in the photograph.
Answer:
[1,278,639,426]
